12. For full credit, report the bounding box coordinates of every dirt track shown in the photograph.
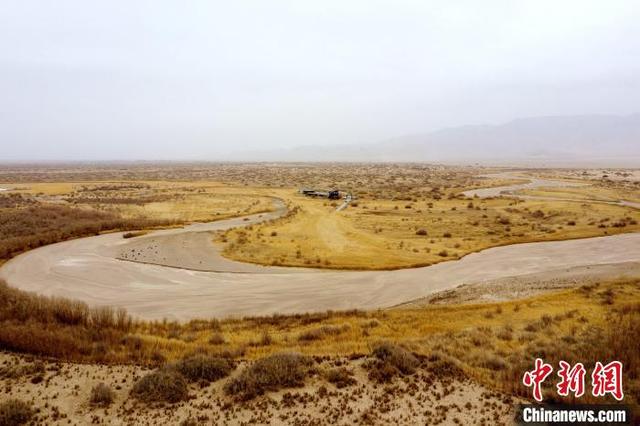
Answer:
[1,176,639,320]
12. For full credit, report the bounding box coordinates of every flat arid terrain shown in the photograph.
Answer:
[0,163,638,425]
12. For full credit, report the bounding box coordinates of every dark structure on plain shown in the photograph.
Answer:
[300,189,341,199]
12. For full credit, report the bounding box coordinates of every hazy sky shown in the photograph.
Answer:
[1,1,639,160]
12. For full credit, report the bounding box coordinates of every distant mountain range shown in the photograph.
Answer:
[233,114,640,166]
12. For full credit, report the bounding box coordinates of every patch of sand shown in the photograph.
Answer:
[0,352,516,425]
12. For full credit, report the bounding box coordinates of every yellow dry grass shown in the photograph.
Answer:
[5,180,277,224]
[221,191,640,270]
[7,182,78,195]
[122,278,639,409]
[111,192,274,223]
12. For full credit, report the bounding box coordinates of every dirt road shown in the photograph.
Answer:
[1,177,639,320]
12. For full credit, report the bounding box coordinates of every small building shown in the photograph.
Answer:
[299,188,341,199]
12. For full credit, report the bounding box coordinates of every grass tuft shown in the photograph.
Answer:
[90,383,115,407]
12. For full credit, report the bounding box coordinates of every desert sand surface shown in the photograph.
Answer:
[0,352,516,425]
[1,175,639,320]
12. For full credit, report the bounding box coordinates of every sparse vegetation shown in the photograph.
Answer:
[225,353,314,400]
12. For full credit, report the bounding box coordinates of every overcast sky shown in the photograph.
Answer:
[1,1,639,161]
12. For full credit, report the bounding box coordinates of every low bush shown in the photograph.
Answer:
[208,333,226,345]
[169,354,234,383]
[371,342,419,374]
[90,383,115,407]
[298,324,350,342]
[131,369,188,403]
[367,342,419,382]
[325,367,357,388]
[225,353,313,400]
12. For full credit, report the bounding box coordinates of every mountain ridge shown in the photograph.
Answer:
[229,114,640,166]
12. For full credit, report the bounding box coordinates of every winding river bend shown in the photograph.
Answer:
[1,174,639,320]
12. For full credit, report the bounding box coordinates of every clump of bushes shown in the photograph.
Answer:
[90,383,115,407]
[168,354,234,383]
[208,333,226,345]
[131,369,188,403]
[0,399,33,425]
[225,353,313,400]
[366,342,419,382]
[325,367,357,388]
[424,352,466,381]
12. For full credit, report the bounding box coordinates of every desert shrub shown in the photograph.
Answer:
[0,399,33,426]
[424,354,466,380]
[361,319,380,329]
[298,324,350,342]
[90,383,115,407]
[367,342,419,382]
[531,209,545,218]
[131,369,188,403]
[372,342,419,374]
[415,229,428,236]
[208,333,226,345]
[249,331,274,347]
[325,367,357,388]
[496,327,513,341]
[224,353,313,400]
[496,216,511,225]
[169,354,234,383]
[474,352,507,371]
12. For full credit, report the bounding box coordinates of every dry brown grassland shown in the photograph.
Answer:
[218,166,640,270]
